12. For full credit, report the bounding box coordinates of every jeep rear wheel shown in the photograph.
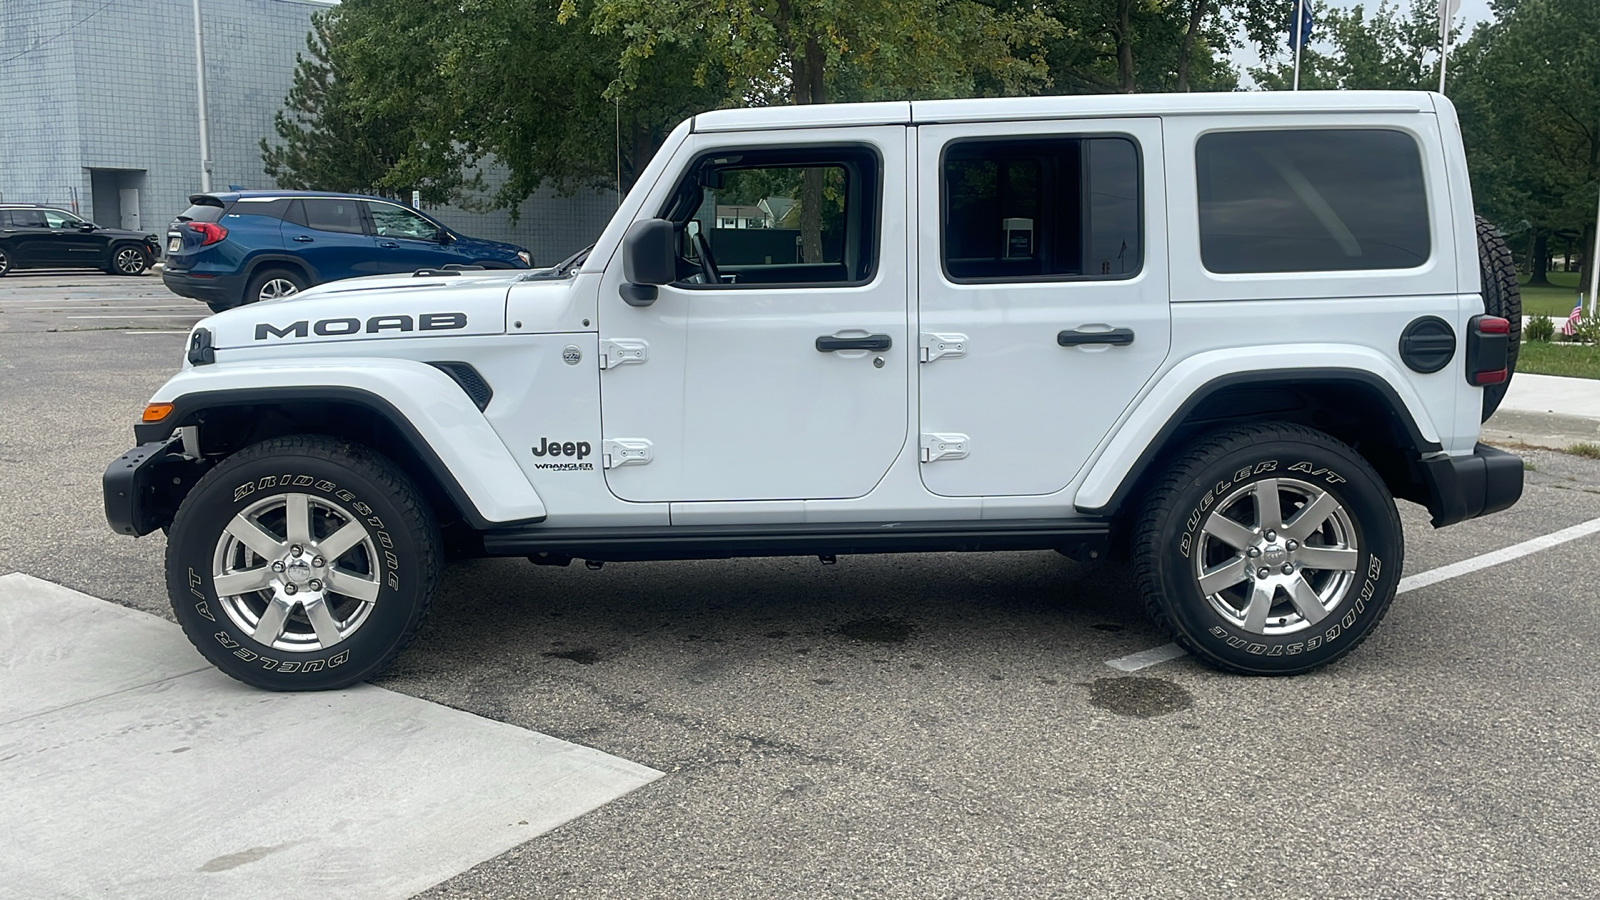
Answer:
[1133,423,1403,675]
[166,435,440,691]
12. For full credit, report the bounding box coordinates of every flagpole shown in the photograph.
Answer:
[1588,184,1600,318]
[1438,1,1450,94]
[1293,0,1304,91]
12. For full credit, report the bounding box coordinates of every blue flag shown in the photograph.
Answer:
[1288,0,1316,50]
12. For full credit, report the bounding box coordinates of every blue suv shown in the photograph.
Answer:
[162,191,533,312]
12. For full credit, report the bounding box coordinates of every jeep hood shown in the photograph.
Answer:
[201,271,529,350]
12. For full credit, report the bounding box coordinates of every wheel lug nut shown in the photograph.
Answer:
[283,583,298,595]
[1257,567,1270,579]
[291,545,303,558]
[1265,530,1277,542]
[311,556,325,568]
[1247,547,1262,558]
[271,561,285,573]
[309,579,323,592]
[1281,563,1294,575]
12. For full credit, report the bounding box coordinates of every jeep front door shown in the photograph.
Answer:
[916,118,1170,497]
[598,129,909,503]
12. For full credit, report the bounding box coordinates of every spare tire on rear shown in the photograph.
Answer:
[1477,215,1521,421]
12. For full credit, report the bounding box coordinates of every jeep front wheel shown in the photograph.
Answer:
[1133,423,1403,675]
[165,435,440,690]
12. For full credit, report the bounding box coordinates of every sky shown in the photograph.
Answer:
[1231,0,1497,84]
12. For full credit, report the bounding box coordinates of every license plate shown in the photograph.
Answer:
[167,237,181,253]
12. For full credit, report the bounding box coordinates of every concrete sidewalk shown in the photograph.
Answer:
[1485,372,1600,449]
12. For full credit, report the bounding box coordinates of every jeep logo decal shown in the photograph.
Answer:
[255,312,468,341]
[531,438,591,459]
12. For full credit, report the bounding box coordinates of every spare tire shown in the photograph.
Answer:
[1478,215,1521,421]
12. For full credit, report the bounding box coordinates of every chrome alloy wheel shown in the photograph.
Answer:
[0,248,10,276]
[257,278,300,301]
[114,247,146,274]
[1193,477,1359,635]
[211,493,382,652]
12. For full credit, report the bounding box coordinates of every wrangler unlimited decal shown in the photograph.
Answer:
[254,312,468,340]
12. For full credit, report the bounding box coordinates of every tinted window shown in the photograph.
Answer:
[302,198,365,235]
[1196,129,1430,273]
[42,209,84,229]
[942,136,1141,281]
[176,202,228,223]
[369,203,439,240]
[671,147,879,286]
[5,209,49,228]
[227,199,290,220]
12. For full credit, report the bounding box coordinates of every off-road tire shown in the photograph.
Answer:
[1133,423,1403,675]
[245,267,306,305]
[166,435,441,691]
[1477,215,1520,421]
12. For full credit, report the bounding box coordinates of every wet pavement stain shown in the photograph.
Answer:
[543,648,601,665]
[1088,676,1194,719]
[839,617,914,643]
[198,841,301,872]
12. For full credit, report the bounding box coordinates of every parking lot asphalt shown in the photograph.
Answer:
[4,275,1600,898]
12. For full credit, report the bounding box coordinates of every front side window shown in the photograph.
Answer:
[942,136,1142,282]
[43,209,84,229]
[1196,129,1430,274]
[369,203,439,240]
[302,198,365,235]
[663,146,879,287]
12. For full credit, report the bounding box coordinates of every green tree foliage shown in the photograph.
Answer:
[1450,0,1599,288]
[1247,0,1445,91]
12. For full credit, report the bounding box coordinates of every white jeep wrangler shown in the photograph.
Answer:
[106,91,1523,690]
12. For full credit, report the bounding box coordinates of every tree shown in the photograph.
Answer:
[1247,0,1445,92]
[1450,0,1600,289]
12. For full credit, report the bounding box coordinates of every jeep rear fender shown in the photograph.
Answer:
[1074,345,1444,513]
[139,358,547,527]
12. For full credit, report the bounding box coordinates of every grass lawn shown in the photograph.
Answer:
[1516,339,1600,379]
[1520,270,1584,318]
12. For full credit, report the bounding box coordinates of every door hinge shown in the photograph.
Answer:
[602,438,653,469]
[919,333,968,363]
[920,433,970,463]
[599,339,648,370]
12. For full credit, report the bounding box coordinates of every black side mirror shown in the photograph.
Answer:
[78,222,96,232]
[621,218,676,307]
[436,229,455,244]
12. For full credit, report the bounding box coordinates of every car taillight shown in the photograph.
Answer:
[1466,315,1510,386]
[188,221,228,246]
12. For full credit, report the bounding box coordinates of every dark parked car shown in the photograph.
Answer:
[161,191,534,312]
[0,204,161,277]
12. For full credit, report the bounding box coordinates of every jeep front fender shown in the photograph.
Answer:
[137,358,547,527]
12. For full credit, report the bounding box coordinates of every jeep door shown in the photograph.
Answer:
[598,127,909,503]
[915,118,1170,496]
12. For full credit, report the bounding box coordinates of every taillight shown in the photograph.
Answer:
[1466,315,1510,386]
[188,221,228,245]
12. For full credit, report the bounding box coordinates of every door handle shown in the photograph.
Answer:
[816,334,892,352]
[292,235,314,243]
[379,241,398,248]
[1057,327,1135,347]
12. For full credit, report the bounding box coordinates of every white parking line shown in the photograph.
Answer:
[123,330,192,335]
[1105,514,1600,672]
[67,314,205,319]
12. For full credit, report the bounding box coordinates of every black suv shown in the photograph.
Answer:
[0,204,161,277]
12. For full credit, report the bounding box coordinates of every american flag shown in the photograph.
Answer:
[1563,300,1584,336]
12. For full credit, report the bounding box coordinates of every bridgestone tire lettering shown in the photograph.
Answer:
[1133,422,1404,675]
[165,435,440,691]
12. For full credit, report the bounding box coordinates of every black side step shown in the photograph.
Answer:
[482,518,1111,563]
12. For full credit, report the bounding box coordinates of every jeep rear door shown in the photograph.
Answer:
[914,117,1170,497]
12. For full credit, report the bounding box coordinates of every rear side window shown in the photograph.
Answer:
[942,136,1142,282]
[302,198,365,235]
[228,199,291,220]
[4,209,49,227]
[1196,129,1430,273]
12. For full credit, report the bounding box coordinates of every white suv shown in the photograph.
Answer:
[106,91,1522,690]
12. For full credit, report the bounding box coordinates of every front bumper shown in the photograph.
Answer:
[1420,443,1523,528]
[104,439,210,537]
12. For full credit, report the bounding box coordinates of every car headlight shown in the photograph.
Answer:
[516,250,532,267]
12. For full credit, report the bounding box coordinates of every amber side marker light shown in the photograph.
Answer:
[142,403,174,423]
